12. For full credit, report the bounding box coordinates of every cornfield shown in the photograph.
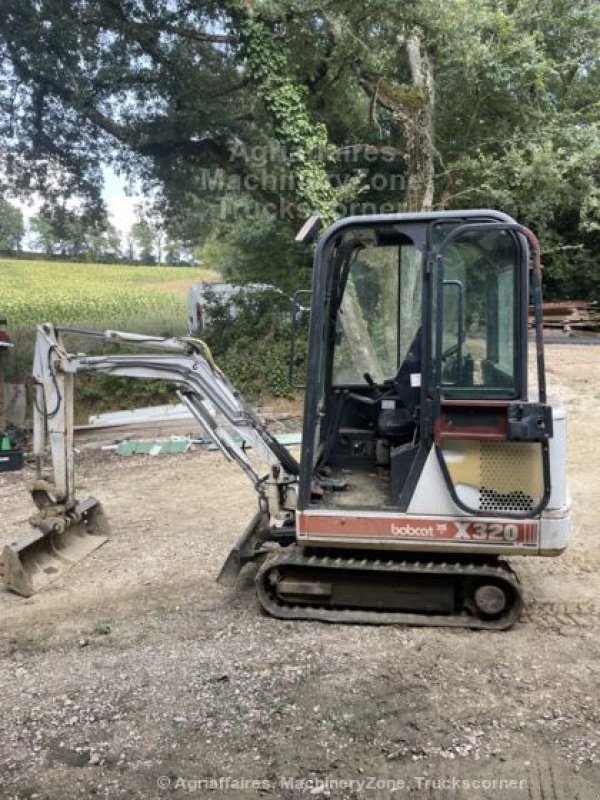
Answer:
[0,259,216,327]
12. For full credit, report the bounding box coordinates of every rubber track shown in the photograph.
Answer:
[255,548,523,630]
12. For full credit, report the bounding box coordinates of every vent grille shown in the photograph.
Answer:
[480,487,535,513]
[479,442,539,513]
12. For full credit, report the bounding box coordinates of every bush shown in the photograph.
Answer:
[199,286,308,400]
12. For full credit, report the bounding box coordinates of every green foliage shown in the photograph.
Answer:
[453,122,600,300]
[2,257,215,409]
[199,285,307,399]
[0,198,24,250]
[233,7,337,222]
[198,207,312,294]
[131,220,155,264]
[76,374,175,414]
[91,620,111,636]
[31,206,121,261]
[338,0,600,297]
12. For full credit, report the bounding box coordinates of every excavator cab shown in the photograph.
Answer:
[297,212,549,514]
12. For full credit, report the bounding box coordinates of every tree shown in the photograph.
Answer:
[1,0,598,296]
[86,221,122,261]
[30,212,56,255]
[0,1,365,228]
[31,206,122,260]
[131,220,155,264]
[196,206,312,294]
[0,198,24,251]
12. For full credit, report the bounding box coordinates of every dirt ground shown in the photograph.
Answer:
[0,342,598,800]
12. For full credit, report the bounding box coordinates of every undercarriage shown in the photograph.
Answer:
[255,548,523,630]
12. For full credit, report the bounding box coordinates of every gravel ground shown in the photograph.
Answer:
[0,343,598,800]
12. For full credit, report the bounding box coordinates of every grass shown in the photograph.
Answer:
[0,259,219,405]
[91,620,112,636]
[0,258,218,327]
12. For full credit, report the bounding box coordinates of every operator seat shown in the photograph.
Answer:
[376,327,422,444]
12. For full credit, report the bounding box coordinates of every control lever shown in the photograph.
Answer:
[363,372,375,389]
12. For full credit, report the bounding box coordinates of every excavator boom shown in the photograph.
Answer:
[0,323,298,596]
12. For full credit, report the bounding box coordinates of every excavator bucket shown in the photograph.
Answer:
[0,496,110,597]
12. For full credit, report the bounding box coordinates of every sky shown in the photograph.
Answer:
[102,166,142,239]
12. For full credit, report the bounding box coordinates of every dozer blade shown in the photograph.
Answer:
[0,496,110,597]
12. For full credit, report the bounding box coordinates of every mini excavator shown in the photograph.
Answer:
[0,211,571,629]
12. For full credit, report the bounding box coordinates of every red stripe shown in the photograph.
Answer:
[298,513,539,547]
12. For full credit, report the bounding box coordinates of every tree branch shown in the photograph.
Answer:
[138,137,291,214]
[141,22,234,45]
[5,42,132,144]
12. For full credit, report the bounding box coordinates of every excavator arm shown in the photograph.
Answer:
[1,322,298,596]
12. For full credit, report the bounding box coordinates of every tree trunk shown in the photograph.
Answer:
[402,34,435,212]
[352,31,436,212]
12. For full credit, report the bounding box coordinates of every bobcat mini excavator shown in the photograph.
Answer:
[0,211,570,630]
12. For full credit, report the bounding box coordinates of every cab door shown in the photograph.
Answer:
[432,223,552,518]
